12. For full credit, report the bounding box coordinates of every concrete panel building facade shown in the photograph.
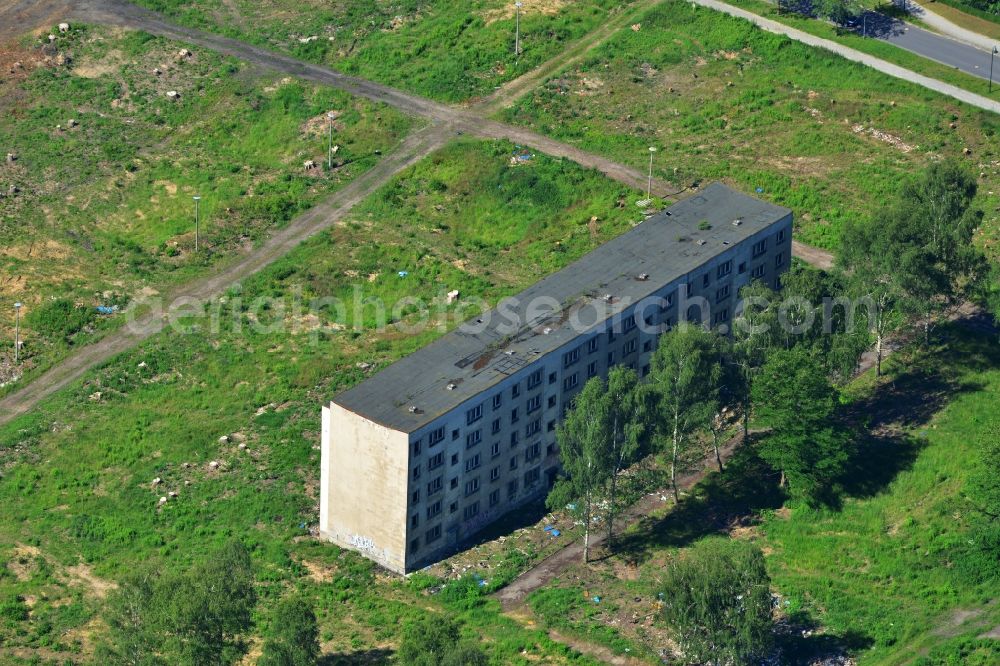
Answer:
[320,183,792,573]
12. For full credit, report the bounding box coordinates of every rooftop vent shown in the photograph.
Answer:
[732,218,742,226]
[637,273,650,281]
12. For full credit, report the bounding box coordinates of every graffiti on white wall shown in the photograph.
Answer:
[347,534,377,554]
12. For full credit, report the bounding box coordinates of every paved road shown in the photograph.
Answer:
[691,0,1000,114]
[909,0,998,52]
[853,10,998,82]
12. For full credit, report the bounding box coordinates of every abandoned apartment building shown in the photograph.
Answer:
[320,182,793,573]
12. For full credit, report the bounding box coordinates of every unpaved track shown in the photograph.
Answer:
[495,434,744,611]
[0,0,834,427]
[0,125,451,425]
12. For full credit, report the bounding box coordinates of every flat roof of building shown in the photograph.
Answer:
[332,182,791,433]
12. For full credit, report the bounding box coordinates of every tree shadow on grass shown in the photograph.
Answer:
[774,608,874,665]
[319,649,394,665]
[613,446,785,565]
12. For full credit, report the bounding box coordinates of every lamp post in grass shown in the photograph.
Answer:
[327,111,336,169]
[193,195,201,252]
[13,301,21,364]
[647,146,657,201]
[515,2,523,58]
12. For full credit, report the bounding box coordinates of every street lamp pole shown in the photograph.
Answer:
[193,195,201,252]
[13,302,21,365]
[647,146,656,200]
[327,111,336,169]
[991,46,998,94]
[515,2,523,57]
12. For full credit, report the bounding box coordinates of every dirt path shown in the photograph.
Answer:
[475,0,663,116]
[0,124,451,425]
[495,434,744,611]
[0,0,834,428]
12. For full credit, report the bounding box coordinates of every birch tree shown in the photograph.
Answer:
[549,377,612,563]
[650,324,722,502]
[604,365,652,549]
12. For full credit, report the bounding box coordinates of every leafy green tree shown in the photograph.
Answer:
[97,566,166,666]
[778,265,869,382]
[650,324,723,502]
[604,365,652,549]
[897,161,987,340]
[397,615,487,666]
[550,376,612,562]
[258,595,320,666]
[729,281,779,441]
[661,538,773,665]
[98,541,256,666]
[839,215,908,378]
[752,347,850,505]
[163,541,257,665]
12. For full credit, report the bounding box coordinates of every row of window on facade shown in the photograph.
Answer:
[411,466,543,554]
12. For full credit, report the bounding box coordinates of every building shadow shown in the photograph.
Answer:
[613,446,786,565]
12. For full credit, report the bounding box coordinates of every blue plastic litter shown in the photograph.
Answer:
[566,503,577,511]
[592,596,601,604]
[397,271,408,278]
[755,187,764,193]
[96,305,118,315]
[550,529,561,537]
[544,525,554,532]
[478,579,488,587]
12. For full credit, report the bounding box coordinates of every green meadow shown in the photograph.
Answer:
[0,24,412,385]
[0,139,642,663]
[501,0,1000,252]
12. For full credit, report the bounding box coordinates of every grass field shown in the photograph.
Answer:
[0,24,413,387]
[518,324,1000,664]
[0,139,643,663]
[500,0,1000,252]
[130,0,641,103]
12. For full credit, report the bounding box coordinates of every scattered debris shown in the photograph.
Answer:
[208,460,220,470]
[397,271,409,278]
[178,48,192,58]
[58,22,70,32]
[631,23,641,31]
[153,67,162,76]
[168,491,178,498]
[446,290,460,304]
[298,35,319,44]
[303,159,317,170]
[219,435,230,444]
[152,477,162,486]
[67,118,78,128]
[166,90,180,99]
[158,496,167,505]
[6,153,16,163]
[237,442,247,451]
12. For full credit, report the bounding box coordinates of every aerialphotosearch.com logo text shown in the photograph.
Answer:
[123,284,879,344]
